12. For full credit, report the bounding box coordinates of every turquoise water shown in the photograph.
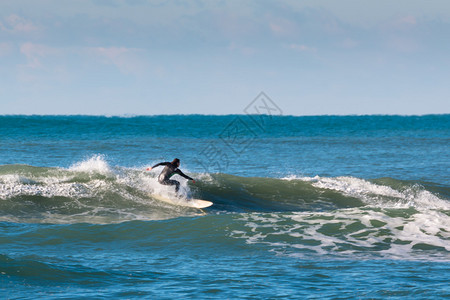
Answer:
[1,115,449,298]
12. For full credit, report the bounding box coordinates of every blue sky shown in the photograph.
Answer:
[1,0,449,115]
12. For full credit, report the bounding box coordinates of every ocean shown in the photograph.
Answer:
[0,114,449,299]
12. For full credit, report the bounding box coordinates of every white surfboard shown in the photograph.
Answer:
[151,194,213,208]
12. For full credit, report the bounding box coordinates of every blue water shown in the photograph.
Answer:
[1,115,449,298]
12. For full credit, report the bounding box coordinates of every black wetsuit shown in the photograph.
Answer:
[151,162,193,193]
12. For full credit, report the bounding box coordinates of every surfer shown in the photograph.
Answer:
[147,158,195,194]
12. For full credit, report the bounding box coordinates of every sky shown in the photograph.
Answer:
[1,0,449,115]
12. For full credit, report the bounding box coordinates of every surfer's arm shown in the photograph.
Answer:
[176,169,194,181]
[147,162,169,171]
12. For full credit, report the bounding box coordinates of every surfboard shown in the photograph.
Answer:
[151,194,213,208]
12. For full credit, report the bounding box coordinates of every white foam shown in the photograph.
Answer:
[232,209,450,261]
[69,154,112,175]
[0,177,92,199]
[0,157,199,224]
[282,175,450,210]
[0,174,36,185]
[0,158,114,200]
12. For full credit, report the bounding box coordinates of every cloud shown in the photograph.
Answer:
[228,42,256,56]
[16,42,147,79]
[288,44,316,53]
[0,14,39,33]
[398,15,417,26]
[266,14,302,38]
[93,46,131,60]
[339,38,359,49]
[20,42,59,68]
[387,37,419,53]
[386,15,418,31]
[16,43,64,84]
[91,0,148,7]
[87,46,146,75]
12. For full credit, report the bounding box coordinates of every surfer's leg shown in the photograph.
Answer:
[171,180,180,193]
[163,179,180,193]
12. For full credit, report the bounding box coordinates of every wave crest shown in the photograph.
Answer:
[0,157,448,224]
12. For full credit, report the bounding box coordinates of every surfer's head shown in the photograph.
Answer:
[172,158,180,167]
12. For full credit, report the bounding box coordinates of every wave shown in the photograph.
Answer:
[0,253,112,284]
[0,156,449,224]
[282,175,450,210]
[1,156,449,261]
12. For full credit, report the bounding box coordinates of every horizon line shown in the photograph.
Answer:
[0,113,449,118]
